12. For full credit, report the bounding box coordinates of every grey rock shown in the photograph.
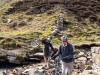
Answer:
[26,7,40,15]
[40,7,46,13]
[57,16,64,31]
[86,38,95,42]
[34,69,44,75]
[78,52,85,57]
[7,19,13,23]
[77,57,87,64]
[47,10,54,15]
[91,47,100,54]
[52,29,59,36]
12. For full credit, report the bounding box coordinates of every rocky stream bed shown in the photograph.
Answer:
[0,46,100,75]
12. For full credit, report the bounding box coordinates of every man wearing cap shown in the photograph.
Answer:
[52,36,74,75]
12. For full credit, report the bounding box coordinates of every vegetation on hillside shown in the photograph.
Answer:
[0,0,100,50]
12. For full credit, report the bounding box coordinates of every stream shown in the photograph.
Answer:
[0,61,24,75]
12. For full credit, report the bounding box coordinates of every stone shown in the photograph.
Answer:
[5,8,14,15]
[52,29,59,36]
[1,16,7,23]
[85,65,92,70]
[57,16,64,31]
[34,69,44,75]
[40,7,46,13]
[92,54,100,68]
[7,19,13,23]
[47,10,54,15]
[33,52,44,58]
[86,38,95,41]
[9,21,18,28]
[41,26,46,31]
[79,70,94,75]
[27,17,33,22]
[50,21,57,25]
[91,47,100,74]
[91,47,100,54]
[26,7,40,15]
[78,52,85,57]
[77,57,87,64]
[22,68,31,75]
[18,21,27,26]
[13,68,22,75]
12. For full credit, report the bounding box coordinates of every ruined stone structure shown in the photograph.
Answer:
[91,47,100,75]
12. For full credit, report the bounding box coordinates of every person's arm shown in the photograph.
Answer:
[50,43,55,51]
[52,46,61,59]
[69,44,74,56]
[42,40,46,44]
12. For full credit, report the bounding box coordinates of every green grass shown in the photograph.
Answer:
[0,2,100,50]
[0,0,23,15]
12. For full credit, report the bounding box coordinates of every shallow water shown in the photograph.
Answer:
[0,69,4,75]
[0,62,15,75]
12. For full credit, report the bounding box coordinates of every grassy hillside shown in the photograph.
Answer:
[0,0,100,50]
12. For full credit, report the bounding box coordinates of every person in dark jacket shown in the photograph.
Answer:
[52,36,74,75]
[42,37,54,68]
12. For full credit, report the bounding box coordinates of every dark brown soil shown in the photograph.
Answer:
[66,0,100,23]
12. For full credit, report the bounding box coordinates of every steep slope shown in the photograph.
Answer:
[0,0,100,50]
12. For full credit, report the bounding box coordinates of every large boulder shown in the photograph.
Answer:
[77,57,87,64]
[91,47,100,54]
[52,29,59,36]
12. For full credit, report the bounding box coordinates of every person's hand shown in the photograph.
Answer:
[51,56,55,60]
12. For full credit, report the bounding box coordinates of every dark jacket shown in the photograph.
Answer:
[52,42,74,63]
[42,40,54,57]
